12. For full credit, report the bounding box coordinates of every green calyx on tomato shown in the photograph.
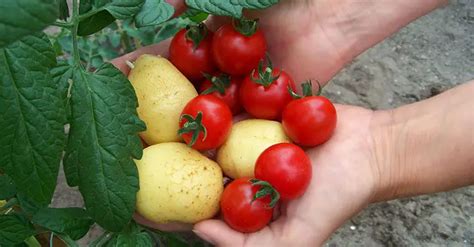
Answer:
[201,73,231,95]
[250,179,280,208]
[185,23,208,49]
[178,112,208,147]
[233,18,259,37]
[250,56,281,87]
[288,80,323,99]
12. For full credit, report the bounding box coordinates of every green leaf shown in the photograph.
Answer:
[59,0,70,21]
[135,0,175,28]
[78,10,116,36]
[183,8,209,23]
[65,63,145,232]
[103,222,152,246]
[17,192,44,215]
[100,0,146,20]
[32,207,94,240]
[105,232,153,246]
[0,214,35,246]
[0,33,66,206]
[0,174,16,200]
[185,0,243,18]
[78,0,145,36]
[230,0,279,9]
[0,0,59,48]
[185,0,279,18]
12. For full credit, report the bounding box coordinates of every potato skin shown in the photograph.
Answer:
[136,142,223,224]
[128,55,198,145]
[217,119,290,179]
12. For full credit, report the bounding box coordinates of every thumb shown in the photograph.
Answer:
[193,220,245,246]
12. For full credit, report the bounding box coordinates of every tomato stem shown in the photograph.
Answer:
[233,18,258,37]
[250,179,280,208]
[288,80,323,98]
[185,24,208,50]
[178,112,207,147]
[250,56,280,87]
[201,73,231,95]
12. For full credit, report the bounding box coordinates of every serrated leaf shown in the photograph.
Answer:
[0,33,66,206]
[185,0,243,18]
[59,0,70,20]
[101,0,146,19]
[230,0,279,9]
[135,0,175,27]
[105,232,152,246]
[0,174,16,200]
[17,192,44,215]
[0,0,58,48]
[102,222,152,246]
[0,214,35,246]
[65,63,145,232]
[32,207,94,240]
[78,10,116,36]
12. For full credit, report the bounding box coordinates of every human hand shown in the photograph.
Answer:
[193,105,391,246]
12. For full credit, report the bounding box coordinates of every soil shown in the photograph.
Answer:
[52,0,473,245]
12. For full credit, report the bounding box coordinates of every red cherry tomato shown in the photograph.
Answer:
[255,143,312,200]
[169,25,216,81]
[199,73,243,115]
[220,178,278,233]
[179,95,232,150]
[212,21,266,76]
[282,82,337,146]
[240,67,296,120]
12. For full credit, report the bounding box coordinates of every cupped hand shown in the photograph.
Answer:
[193,105,389,246]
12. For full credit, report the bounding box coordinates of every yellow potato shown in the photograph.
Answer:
[136,142,223,224]
[217,119,290,179]
[128,55,197,145]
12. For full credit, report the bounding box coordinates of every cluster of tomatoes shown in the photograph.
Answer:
[169,19,337,233]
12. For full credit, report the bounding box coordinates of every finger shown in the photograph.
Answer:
[193,220,246,246]
[111,39,172,75]
[133,213,193,232]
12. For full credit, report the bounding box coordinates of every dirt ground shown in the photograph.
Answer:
[52,0,473,246]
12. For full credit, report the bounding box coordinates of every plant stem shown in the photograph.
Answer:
[72,0,82,67]
[24,236,42,247]
[53,21,73,28]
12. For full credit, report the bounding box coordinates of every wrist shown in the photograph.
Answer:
[367,109,404,203]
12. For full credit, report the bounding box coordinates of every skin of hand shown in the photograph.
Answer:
[110,0,464,245]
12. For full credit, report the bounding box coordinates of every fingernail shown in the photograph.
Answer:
[192,229,215,245]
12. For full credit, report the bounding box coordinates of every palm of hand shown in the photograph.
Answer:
[195,105,379,246]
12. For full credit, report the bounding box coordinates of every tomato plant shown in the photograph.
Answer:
[220,178,279,233]
[255,143,312,200]
[282,81,337,147]
[212,19,267,76]
[0,0,279,245]
[240,59,296,119]
[200,73,243,115]
[179,95,233,150]
[169,24,216,81]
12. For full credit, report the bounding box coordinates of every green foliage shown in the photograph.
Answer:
[135,0,175,27]
[0,214,35,246]
[0,0,58,47]
[0,174,16,200]
[0,33,66,206]
[0,0,279,245]
[32,207,94,240]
